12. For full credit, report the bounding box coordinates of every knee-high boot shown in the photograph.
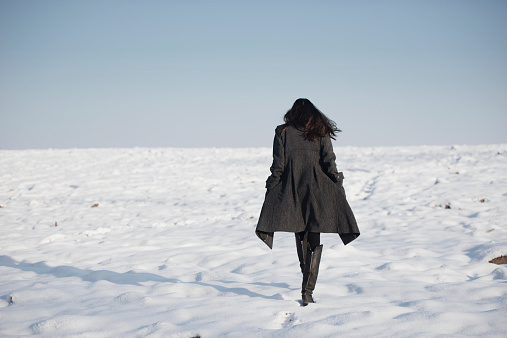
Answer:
[302,244,323,306]
[295,233,310,274]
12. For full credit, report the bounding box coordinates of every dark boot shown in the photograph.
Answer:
[302,244,323,306]
[295,233,309,274]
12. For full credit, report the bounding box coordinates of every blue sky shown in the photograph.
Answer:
[1,0,506,149]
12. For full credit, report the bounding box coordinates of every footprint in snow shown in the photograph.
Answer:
[276,312,297,328]
[346,283,364,294]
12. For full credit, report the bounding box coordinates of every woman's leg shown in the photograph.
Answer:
[295,232,306,273]
[307,232,320,251]
[295,232,321,272]
[301,232,323,306]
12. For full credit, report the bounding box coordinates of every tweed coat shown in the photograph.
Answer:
[255,125,360,249]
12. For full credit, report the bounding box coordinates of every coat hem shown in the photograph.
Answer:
[255,229,360,249]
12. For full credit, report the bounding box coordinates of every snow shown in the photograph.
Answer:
[1,144,506,337]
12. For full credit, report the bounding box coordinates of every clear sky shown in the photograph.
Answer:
[1,0,506,149]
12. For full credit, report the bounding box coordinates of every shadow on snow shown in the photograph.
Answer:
[0,255,283,300]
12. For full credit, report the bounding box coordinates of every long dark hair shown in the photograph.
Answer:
[283,98,341,141]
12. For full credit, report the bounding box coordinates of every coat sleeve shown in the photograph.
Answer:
[320,136,343,186]
[265,128,285,190]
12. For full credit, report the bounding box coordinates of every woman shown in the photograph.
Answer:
[256,98,360,306]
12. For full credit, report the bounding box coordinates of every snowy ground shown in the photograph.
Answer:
[1,144,506,337]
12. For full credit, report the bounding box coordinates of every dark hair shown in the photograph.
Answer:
[283,98,341,141]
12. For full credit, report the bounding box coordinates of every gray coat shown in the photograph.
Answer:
[255,125,360,249]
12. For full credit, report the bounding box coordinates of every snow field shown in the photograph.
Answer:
[0,145,506,337]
